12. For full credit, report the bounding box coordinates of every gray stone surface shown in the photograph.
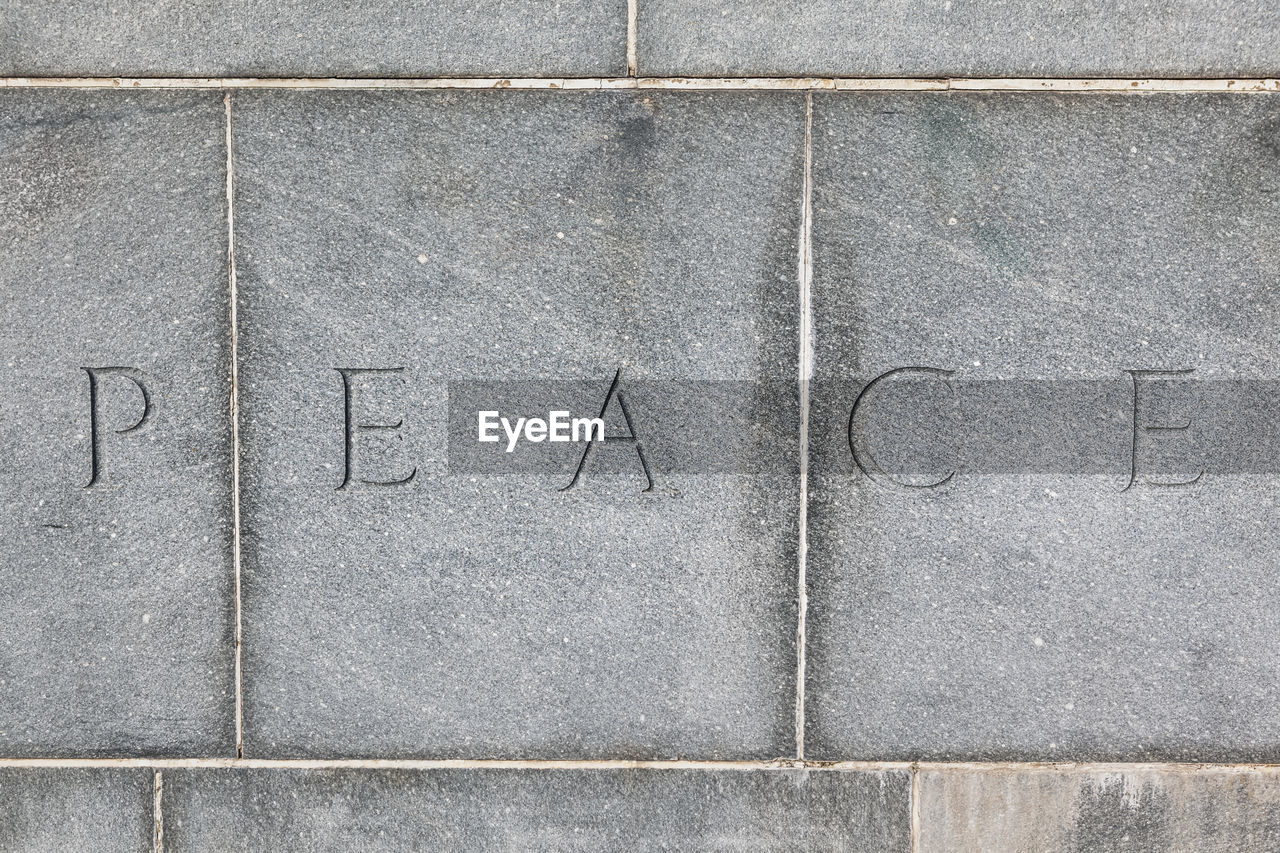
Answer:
[806,92,1280,760]
[920,767,1280,852]
[0,91,235,755]
[638,1,1280,77]
[0,768,152,852]
[0,0,625,78]
[233,90,805,758]
[163,767,909,851]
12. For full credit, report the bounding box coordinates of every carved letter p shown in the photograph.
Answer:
[83,366,154,488]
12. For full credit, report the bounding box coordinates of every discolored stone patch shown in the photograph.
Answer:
[919,767,1280,852]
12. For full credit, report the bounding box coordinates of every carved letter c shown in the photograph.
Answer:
[847,366,957,490]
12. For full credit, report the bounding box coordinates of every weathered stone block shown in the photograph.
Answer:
[233,90,805,758]
[0,768,153,853]
[920,767,1280,852]
[806,92,1280,761]
[639,1,1280,78]
[1,1,625,77]
[0,90,235,756]
[164,767,910,851]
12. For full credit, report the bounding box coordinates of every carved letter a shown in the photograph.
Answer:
[560,368,654,493]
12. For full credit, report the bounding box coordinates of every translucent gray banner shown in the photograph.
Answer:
[445,376,1280,481]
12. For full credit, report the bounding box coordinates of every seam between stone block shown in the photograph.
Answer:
[3,758,1280,772]
[795,90,813,761]
[626,0,638,76]
[910,765,921,853]
[1,77,1278,92]
[152,770,163,853]
[224,92,245,761]
[0,758,902,770]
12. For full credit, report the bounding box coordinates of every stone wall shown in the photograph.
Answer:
[3,3,1280,849]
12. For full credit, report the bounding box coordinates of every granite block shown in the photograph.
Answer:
[0,0,625,78]
[0,768,153,853]
[806,92,1280,760]
[163,767,909,851]
[0,91,235,755]
[638,0,1280,77]
[920,767,1280,852]
[232,90,805,758]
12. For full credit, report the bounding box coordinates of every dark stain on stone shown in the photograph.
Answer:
[1065,777,1173,852]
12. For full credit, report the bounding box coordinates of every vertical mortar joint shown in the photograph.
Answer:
[153,770,164,853]
[795,90,814,760]
[224,90,245,760]
[626,0,638,76]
